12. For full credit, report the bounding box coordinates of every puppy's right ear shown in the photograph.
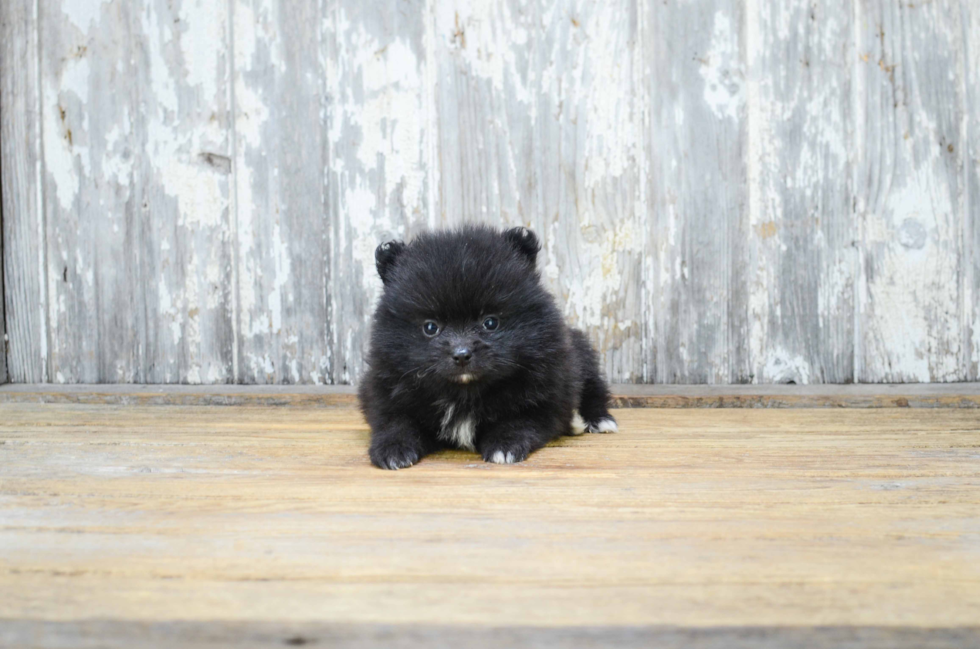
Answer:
[504,226,540,265]
[375,240,406,285]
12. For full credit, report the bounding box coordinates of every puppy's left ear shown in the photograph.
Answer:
[375,240,406,285]
[504,226,540,265]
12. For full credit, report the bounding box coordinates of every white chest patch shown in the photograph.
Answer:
[439,404,477,451]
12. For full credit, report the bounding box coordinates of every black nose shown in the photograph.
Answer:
[452,347,472,365]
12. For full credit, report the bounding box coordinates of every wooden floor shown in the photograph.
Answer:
[1,400,979,647]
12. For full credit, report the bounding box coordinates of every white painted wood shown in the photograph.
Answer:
[1,0,46,383]
[39,0,143,382]
[434,0,644,381]
[138,0,237,384]
[745,0,855,383]
[854,0,968,382]
[36,0,235,383]
[645,0,748,383]
[2,0,979,384]
[965,2,980,381]
[325,0,436,384]
[232,0,330,384]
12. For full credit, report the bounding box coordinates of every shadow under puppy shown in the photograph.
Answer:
[359,225,617,469]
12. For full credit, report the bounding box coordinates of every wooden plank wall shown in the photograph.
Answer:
[0,0,978,385]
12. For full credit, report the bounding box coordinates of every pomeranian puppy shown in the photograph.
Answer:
[358,225,617,469]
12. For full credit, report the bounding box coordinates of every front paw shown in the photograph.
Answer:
[482,442,530,465]
[369,438,421,470]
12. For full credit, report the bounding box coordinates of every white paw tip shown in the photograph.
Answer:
[587,417,618,434]
[385,455,416,470]
[570,412,587,435]
[490,450,516,464]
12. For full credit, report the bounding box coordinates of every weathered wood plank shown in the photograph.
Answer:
[1,405,978,630]
[854,0,967,382]
[0,0,46,383]
[139,0,236,384]
[644,1,749,383]
[3,621,979,649]
[325,0,436,384]
[538,0,644,382]
[745,0,855,383]
[2,382,979,409]
[432,0,533,230]
[434,0,644,382]
[39,0,235,383]
[39,0,143,382]
[966,3,980,381]
[233,0,330,384]
[5,0,980,386]
[0,199,5,384]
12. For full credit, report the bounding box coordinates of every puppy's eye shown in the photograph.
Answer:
[422,321,441,337]
[483,316,500,331]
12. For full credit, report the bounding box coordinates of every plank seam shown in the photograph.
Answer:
[228,0,241,384]
[633,0,649,384]
[960,3,976,379]
[0,96,6,384]
[33,0,48,383]
[851,0,862,384]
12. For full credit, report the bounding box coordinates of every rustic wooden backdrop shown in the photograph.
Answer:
[1,0,978,385]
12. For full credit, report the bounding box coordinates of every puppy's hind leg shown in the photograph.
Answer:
[570,329,618,434]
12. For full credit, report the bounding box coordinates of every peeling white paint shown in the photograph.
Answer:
[63,0,106,33]
[13,0,976,385]
[700,11,743,121]
[564,220,639,329]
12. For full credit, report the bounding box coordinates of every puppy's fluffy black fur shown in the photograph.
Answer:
[359,225,617,469]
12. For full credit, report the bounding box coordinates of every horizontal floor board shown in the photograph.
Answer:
[1,382,979,408]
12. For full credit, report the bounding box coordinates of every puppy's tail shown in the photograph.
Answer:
[569,328,618,435]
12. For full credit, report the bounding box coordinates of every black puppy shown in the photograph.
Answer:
[358,225,617,469]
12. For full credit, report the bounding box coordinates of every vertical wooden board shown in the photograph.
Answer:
[537,0,643,383]
[0,187,5,384]
[138,0,236,383]
[40,0,144,382]
[745,0,855,383]
[1,0,46,382]
[233,0,330,384]
[325,0,435,384]
[0,207,5,384]
[854,0,966,382]
[41,0,234,383]
[965,3,980,380]
[432,0,536,230]
[433,0,644,383]
[644,1,748,383]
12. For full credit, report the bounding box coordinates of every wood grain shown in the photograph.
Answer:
[37,0,236,383]
[2,622,979,649]
[746,0,854,383]
[433,0,644,381]
[138,0,236,384]
[233,0,330,385]
[4,1,980,385]
[325,0,436,384]
[645,0,748,384]
[966,2,980,381]
[1,0,46,383]
[854,0,968,382]
[40,0,143,382]
[2,382,980,408]
[0,403,978,637]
